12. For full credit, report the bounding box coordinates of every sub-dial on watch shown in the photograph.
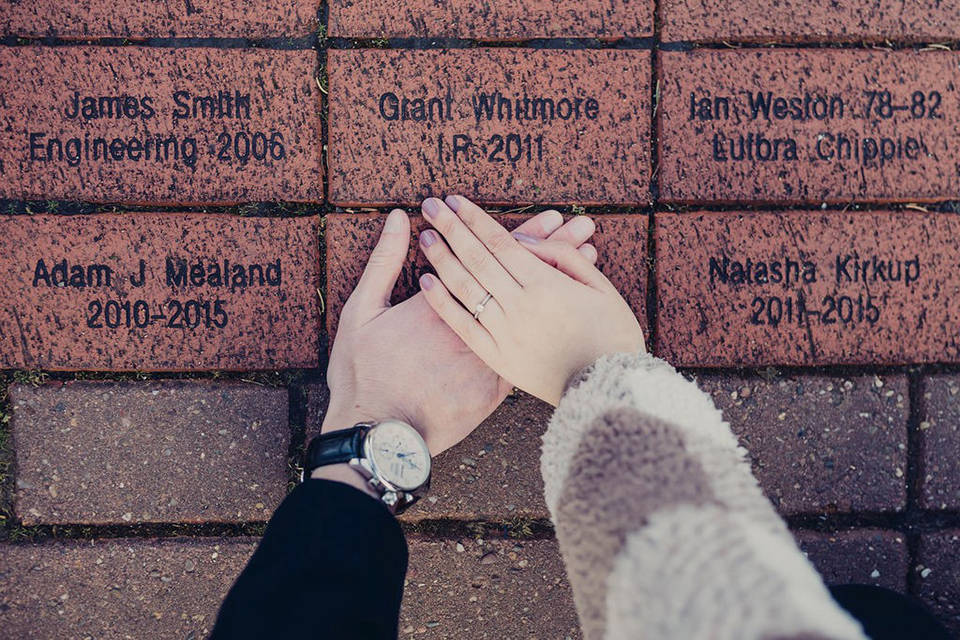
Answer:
[303,420,431,513]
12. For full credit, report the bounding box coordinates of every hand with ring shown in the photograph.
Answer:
[418,195,645,406]
[325,204,601,456]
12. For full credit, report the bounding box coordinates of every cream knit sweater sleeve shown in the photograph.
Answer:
[540,350,869,640]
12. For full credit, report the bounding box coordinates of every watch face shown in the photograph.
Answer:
[366,420,431,491]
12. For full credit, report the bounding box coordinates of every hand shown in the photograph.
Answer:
[324,207,599,455]
[418,196,645,406]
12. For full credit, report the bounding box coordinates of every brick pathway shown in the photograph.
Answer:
[1,1,959,638]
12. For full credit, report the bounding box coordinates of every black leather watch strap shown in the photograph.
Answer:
[303,426,370,477]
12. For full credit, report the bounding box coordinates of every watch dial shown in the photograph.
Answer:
[367,421,431,491]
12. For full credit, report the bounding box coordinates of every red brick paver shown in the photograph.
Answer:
[655,211,960,366]
[327,50,650,206]
[795,529,908,592]
[0,47,322,203]
[658,50,960,204]
[920,375,960,510]
[916,530,960,636]
[10,381,289,525]
[329,0,652,39]
[401,537,580,639]
[0,538,257,639]
[0,0,319,38]
[325,213,648,341]
[659,1,960,43]
[697,374,908,515]
[404,393,552,522]
[0,214,320,371]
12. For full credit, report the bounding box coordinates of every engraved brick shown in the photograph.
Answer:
[402,537,580,639]
[325,213,648,341]
[328,50,650,206]
[655,211,960,366]
[794,529,908,592]
[10,381,289,525]
[920,375,960,510]
[660,1,960,43]
[0,214,320,370]
[697,374,908,515]
[329,0,651,39]
[0,47,321,203]
[658,50,960,204]
[916,530,960,636]
[1,0,318,38]
[0,538,257,639]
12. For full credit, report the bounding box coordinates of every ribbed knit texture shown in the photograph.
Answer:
[541,351,868,640]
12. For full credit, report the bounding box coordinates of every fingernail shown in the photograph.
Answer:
[420,230,437,247]
[444,195,462,212]
[569,216,595,237]
[422,198,441,219]
[512,231,540,245]
[383,209,404,233]
[419,274,434,290]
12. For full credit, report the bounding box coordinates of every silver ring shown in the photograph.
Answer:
[473,292,493,320]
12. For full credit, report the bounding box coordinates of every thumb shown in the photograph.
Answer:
[353,209,411,309]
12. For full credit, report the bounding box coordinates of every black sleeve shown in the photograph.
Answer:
[210,479,408,640]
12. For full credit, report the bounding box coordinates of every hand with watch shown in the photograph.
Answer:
[305,203,599,513]
[304,420,431,514]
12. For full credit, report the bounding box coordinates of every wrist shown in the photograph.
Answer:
[321,401,416,436]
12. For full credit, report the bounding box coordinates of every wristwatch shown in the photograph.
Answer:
[302,420,431,513]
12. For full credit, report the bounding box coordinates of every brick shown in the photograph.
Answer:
[0,538,256,639]
[401,537,580,639]
[325,213,648,341]
[329,0,651,39]
[0,214,320,370]
[696,374,908,514]
[794,529,908,592]
[658,50,960,204]
[920,375,960,510]
[402,392,552,522]
[10,381,289,525]
[660,1,960,43]
[0,47,321,203]
[327,50,650,206]
[655,211,960,366]
[916,530,960,636]
[1,0,318,38]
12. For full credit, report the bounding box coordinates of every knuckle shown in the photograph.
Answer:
[462,248,489,273]
[435,213,457,236]
[430,290,448,311]
[366,245,394,268]
[486,230,514,255]
[453,276,475,302]
[455,200,478,222]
